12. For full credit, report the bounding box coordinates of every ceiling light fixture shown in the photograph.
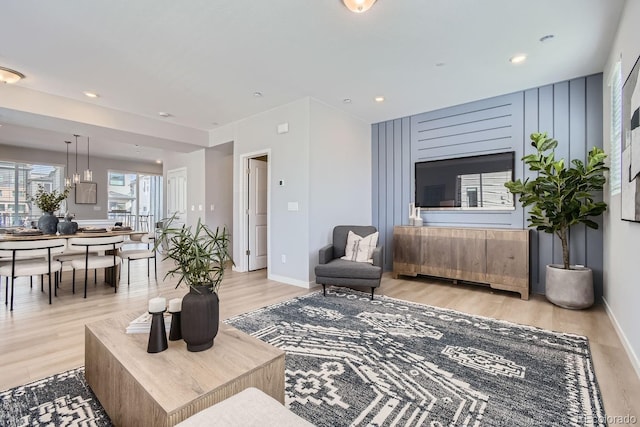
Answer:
[158,112,171,118]
[343,98,352,104]
[83,91,99,98]
[253,91,263,97]
[84,136,93,181]
[375,96,385,103]
[509,54,527,64]
[0,66,25,84]
[73,134,81,184]
[64,141,72,187]
[539,34,555,43]
[342,0,377,13]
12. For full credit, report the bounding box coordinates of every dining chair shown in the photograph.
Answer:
[67,235,125,298]
[120,233,157,286]
[0,238,67,311]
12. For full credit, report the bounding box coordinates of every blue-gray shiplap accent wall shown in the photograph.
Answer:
[372,74,604,297]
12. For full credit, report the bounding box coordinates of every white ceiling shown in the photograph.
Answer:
[0,0,626,163]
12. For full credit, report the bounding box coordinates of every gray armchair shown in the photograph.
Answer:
[314,225,383,300]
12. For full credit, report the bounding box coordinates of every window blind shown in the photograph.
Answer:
[610,60,622,195]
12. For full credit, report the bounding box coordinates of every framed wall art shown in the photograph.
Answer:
[621,55,640,221]
[75,181,97,204]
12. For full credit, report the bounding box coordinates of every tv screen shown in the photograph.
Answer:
[415,152,515,209]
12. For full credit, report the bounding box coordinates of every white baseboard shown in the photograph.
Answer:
[267,273,312,289]
[603,297,640,380]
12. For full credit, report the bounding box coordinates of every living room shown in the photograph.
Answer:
[1,1,639,425]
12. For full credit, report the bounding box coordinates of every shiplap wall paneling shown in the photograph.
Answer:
[371,74,603,298]
[410,92,525,228]
[372,120,411,270]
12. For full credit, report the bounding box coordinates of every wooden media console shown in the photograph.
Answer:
[393,226,530,299]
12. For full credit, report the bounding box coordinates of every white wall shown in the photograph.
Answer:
[205,142,234,254]
[308,99,372,280]
[0,143,161,219]
[230,98,311,285]
[162,149,206,227]
[602,0,640,377]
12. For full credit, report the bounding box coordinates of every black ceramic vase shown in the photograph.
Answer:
[37,212,59,234]
[181,285,219,352]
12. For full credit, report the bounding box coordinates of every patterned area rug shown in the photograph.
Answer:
[0,367,111,426]
[0,290,606,426]
[226,288,606,426]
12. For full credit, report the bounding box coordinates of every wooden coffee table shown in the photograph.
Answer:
[85,313,285,426]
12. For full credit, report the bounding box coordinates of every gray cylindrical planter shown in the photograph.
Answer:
[545,264,594,309]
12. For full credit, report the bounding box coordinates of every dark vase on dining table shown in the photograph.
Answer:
[37,212,59,234]
[57,212,78,235]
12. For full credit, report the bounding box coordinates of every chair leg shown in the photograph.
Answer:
[48,273,52,305]
[127,259,131,286]
[72,269,76,294]
[10,277,15,311]
[322,284,326,296]
[30,276,32,288]
[41,274,44,292]
[154,256,157,280]
[94,269,97,285]
[147,257,150,278]
[84,268,88,298]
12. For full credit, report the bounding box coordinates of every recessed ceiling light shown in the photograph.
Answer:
[435,62,446,67]
[253,91,263,97]
[375,96,385,103]
[158,112,171,118]
[343,98,352,104]
[0,66,25,84]
[509,54,527,64]
[155,159,162,164]
[539,34,555,43]
[83,91,99,98]
[211,122,219,126]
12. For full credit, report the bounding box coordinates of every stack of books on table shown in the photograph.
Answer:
[126,312,172,334]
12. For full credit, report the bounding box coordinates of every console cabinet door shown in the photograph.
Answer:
[393,226,421,276]
[485,229,529,298]
[420,227,456,279]
[452,228,486,283]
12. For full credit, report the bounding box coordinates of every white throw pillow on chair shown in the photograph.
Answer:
[341,230,378,263]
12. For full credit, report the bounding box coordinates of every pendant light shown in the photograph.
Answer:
[73,134,81,184]
[84,136,93,181]
[64,141,72,187]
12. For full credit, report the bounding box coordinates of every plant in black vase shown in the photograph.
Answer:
[29,184,70,234]
[154,214,233,351]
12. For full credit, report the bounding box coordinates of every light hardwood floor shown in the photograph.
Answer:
[1,259,638,424]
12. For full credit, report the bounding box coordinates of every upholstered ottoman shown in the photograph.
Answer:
[175,387,314,426]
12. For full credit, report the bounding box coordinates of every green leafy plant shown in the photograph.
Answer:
[505,132,608,270]
[29,184,70,213]
[154,215,234,293]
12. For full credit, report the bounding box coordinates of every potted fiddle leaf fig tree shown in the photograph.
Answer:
[505,132,607,309]
[155,215,233,351]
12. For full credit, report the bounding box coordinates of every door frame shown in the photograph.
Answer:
[236,149,271,273]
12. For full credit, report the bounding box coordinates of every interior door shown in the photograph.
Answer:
[166,167,187,227]
[248,158,268,271]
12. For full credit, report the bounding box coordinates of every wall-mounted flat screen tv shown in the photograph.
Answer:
[415,152,515,209]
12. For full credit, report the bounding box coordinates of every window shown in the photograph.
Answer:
[107,170,163,230]
[0,161,64,226]
[610,60,622,195]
